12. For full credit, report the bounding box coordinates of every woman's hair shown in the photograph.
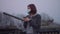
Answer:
[28,4,37,15]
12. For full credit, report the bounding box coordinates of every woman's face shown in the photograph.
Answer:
[27,7,31,12]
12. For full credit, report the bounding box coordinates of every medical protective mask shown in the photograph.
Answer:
[27,9,31,14]
[27,9,31,12]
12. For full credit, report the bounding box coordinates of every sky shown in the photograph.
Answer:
[0,0,60,24]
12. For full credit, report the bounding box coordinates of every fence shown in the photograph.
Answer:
[0,28,60,34]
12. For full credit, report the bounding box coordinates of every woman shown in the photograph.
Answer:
[23,4,41,34]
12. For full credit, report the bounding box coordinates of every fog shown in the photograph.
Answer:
[0,0,60,24]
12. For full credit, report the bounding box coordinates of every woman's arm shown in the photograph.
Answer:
[29,14,41,28]
[36,14,41,27]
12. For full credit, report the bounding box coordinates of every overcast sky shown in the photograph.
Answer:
[0,0,60,24]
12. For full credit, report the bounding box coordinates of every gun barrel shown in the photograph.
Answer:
[3,12,24,21]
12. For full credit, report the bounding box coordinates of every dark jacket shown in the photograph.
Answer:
[23,14,41,29]
[28,14,41,28]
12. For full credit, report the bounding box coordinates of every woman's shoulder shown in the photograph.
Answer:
[36,14,41,17]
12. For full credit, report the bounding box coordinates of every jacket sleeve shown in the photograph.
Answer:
[29,14,41,28]
[36,14,41,27]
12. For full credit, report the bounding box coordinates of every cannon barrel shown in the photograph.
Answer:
[3,12,24,21]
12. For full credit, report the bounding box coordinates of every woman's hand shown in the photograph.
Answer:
[23,17,30,22]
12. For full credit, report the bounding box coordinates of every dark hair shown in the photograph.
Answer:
[28,4,37,15]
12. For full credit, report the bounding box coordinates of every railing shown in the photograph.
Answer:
[40,31,59,34]
[0,28,60,34]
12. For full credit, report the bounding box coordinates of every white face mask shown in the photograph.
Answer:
[27,9,31,12]
[27,9,31,14]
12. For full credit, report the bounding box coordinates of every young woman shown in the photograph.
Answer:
[23,4,41,34]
